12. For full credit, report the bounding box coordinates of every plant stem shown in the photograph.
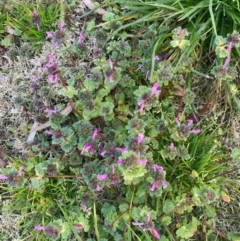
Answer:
[206,167,239,182]
[200,221,227,239]
[93,201,100,241]
[26,174,82,179]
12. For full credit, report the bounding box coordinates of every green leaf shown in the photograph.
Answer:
[1,35,13,47]
[76,215,90,232]
[60,135,77,152]
[205,205,216,218]
[231,148,240,160]
[161,216,172,226]
[160,235,170,241]
[86,20,95,32]
[119,203,129,213]
[215,36,228,58]
[61,222,71,239]
[102,12,115,21]
[30,177,45,189]
[170,39,190,50]
[95,89,110,102]
[83,108,97,120]
[163,200,175,213]
[227,232,240,241]
[58,86,78,98]
[83,79,96,91]
[176,217,200,239]
[13,29,22,36]
[191,187,202,206]
[101,203,116,217]
[35,163,45,177]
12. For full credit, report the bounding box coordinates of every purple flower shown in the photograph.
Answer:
[117,159,123,165]
[46,21,65,48]
[48,74,57,83]
[150,227,161,239]
[175,117,181,127]
[151,164,163,173]
[175,117,200,135]
[93,50,101,56]
[186,119,200,134]
[116,147,128,154]
[154,55,160,60]
[32,76,38,83]
[32,8,38,17]
[18,166,24,176]
[80,142,92,155]
[45,55,58,82]
[92,128,98,140]
[227,41,233,53]
[109,74,113,82]
[46,31,54,39]
[82,204,87,211]
[35,225,45,231]
[59,20,65,33]
[75,224,82,230]
[45,129,53,135]
[132,222,144,226]
[132,212,160,239]
[138,99,145,113]
[108,59,113,70]
[137,133,144,144]
[96,184,101,191]
[0,174,8,180]
[193,113,198,122]
[136,158,147,164]
[169,143,174,150]
[150,181,159,191]
[100,150,107,156]
[29,86,35,93]
[48,55,54,64]
[161,179,167,189]
[189,129,200,134]
[32,8,40,31]
[78,33,84,44]
[44,106,58,116]
[186,119,193,128]
[223,56,231,68]
[150,82,161,97]
[97,174,108,181]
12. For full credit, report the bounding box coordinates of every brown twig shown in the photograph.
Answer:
[200,221,227,239]
[206,167,239,183]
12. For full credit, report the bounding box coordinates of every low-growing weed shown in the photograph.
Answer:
[0,1,62,51]
[1,6,240,241]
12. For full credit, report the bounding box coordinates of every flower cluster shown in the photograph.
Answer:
[138,82,161,113]
[45,55,58,83]
[175,117,200,139]
[132,211,160,239]
[46,20,65,49]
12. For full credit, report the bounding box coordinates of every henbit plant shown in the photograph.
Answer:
[0,1,63,51]
[102,0,240,58]
[97,0,240,112]
[1,16,240,241]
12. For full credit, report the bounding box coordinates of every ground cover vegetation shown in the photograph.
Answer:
[0,0,240,240]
